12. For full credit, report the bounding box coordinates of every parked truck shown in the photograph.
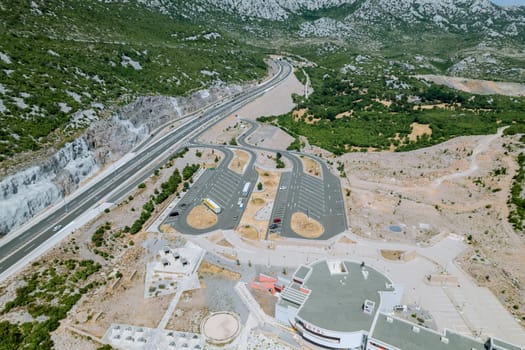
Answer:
[242,182,251,197]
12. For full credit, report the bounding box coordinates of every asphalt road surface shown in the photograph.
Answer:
[163,145,258,234]
[237,119,347,240]
[0,60,292,276]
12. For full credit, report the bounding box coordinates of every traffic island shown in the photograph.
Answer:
[291,212,324,238]
[186,205,218,230]
[228,149,251,174]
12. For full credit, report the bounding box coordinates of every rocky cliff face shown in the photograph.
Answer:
[0,138,98,235]
[202,0,355,20]
[0,83,245,234]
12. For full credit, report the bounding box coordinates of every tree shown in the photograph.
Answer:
[257,182,263,191]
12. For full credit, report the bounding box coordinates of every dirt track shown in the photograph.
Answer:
[336,128,525,320]
[417,74,525,96]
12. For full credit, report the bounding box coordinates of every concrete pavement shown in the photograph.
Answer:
[188,229,525,346]
[0,60,293,283]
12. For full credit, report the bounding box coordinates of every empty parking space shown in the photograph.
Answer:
[162,147,258,235]
[207,169,242,207]
[267,154,346,240]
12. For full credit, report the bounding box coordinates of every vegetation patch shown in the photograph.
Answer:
[260,64,525,155]
[0,259,101,349]
[508,152,525,232]
[0,0,266,164]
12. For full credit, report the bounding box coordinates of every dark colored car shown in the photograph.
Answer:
[273,218,281,223]
[269,223,278,229]
[169,211,180,217]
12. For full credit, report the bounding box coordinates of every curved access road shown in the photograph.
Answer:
[0,60,293,280]
[237,119,347,240]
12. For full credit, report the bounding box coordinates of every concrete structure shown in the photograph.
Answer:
[145,242,203,298]
[104,324,204,350]
[276,259,525,350]
[275,260,402,349]
[249,273,287,295]
[200,312,241,345]
[368,314,524,350]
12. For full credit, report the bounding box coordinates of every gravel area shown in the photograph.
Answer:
[236,69,304,120]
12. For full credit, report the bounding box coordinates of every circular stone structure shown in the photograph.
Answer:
[201,311,241,345]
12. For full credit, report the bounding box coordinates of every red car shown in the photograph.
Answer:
[273,218,281,223]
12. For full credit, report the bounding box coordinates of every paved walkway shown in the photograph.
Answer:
[188,229,525,346]
[157,245,206,330]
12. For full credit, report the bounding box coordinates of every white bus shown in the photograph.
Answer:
[242,182,251,197]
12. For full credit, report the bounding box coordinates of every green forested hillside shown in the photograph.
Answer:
[0,0,266,162]
[1,0,525,163]
[260,58,525,154]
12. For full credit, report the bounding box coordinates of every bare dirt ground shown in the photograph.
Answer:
[189,147,223,169]
[417,75,525,96]
[237,169,281,240]
[198,261,240,280]
[301,156,321,178]
[235,69,304,120]
[238,224,260,240]
[334,130,525,321]
[338,235,357,244]
[380,250,405,261]
[166,261,240,333]
[229,149,250,174]
[290,212,324,238]
[197,114,248,145]
[408,122,432,142]
[244,124,295,151]
[72,244,173,337]
[187,205,218,230]
[248,287,277,317]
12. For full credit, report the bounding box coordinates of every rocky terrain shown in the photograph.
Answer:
[0,83,246,235]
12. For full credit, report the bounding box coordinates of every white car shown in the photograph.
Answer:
[53,225,62,232]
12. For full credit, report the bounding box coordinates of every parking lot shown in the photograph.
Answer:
[161,140,346,241]
[266,154,346,240]
[162,146,258,234]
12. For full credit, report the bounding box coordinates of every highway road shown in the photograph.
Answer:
[0,60,292,276]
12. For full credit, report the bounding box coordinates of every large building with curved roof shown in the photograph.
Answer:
[275,259,403,349]
[275,259,524,350]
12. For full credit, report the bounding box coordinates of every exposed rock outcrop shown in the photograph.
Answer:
[0,83,246,235]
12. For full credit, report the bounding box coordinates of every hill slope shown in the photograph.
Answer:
[0,0,266,166]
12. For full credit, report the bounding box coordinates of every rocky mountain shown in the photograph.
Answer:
[2,0,525,235]
[126,0,525,33]
[296,0,525,38]
[120,0,525,81]
[200,0,354,20]
[0,83,246,235]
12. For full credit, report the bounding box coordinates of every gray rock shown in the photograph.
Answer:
[0,83,247,234]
